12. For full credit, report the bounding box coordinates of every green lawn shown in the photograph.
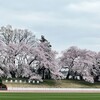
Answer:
[0,93,100,100]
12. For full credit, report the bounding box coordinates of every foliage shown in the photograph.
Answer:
[59,46,100,83]
[0,25,62,81]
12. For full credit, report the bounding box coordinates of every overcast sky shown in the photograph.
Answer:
[0,0,100,53]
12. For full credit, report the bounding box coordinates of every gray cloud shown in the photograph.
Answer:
[0,0,100,53]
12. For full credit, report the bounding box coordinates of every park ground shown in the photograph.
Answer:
[3,79,100,88]
[0,93,100,100]
[1,79,100,100]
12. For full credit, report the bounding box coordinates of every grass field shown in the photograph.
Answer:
[0,93,100,100]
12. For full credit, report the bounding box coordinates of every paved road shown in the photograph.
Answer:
[1,88,100,93]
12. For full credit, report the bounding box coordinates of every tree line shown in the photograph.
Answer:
[0,25,100,83]
[59,46,100,83]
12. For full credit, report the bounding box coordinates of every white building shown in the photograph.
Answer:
[60,66,69,79]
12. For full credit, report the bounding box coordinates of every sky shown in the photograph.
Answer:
[0,0,100,53]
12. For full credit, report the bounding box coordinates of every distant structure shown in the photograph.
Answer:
[60,66,69,79]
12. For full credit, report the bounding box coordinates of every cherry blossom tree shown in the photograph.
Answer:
[0,25,62,81]
[59,46,81,78]
[72,50,97,83]
[59,46,98,83]
[35,35,63,79]
[0,25,38,79]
